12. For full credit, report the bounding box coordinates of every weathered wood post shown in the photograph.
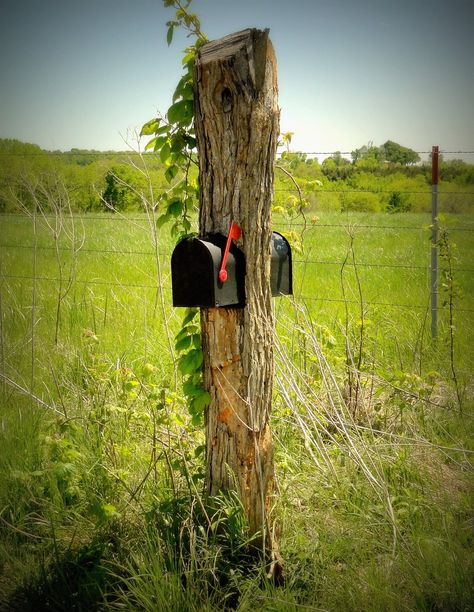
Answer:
[193,28,281,576]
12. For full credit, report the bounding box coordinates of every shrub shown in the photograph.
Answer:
[386,191,411,213]
[340,191,382,212]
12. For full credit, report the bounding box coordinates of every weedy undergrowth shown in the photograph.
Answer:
[439,228,464,412]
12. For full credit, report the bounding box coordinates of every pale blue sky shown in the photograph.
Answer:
[1,0,473,158]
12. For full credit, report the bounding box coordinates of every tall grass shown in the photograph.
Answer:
[0,208,473,610]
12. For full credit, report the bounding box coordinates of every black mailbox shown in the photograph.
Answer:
[171,234,245,308]
[171,231,292,308]
[271,231,293,297]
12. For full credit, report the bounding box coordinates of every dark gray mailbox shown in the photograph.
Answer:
[271,231,293,297]
[171,233,245,308]
[171,231,292,308]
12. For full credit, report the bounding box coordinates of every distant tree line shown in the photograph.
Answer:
[276,139,473,214]
[0,138,173,213]
[1,138,472,215]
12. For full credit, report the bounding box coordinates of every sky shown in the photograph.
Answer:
[1,0,473,160]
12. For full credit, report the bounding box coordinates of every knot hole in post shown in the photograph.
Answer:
[221,87,233,113]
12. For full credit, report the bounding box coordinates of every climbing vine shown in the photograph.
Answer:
[141,0,208,424]
[140,0,206,239]
[174,307,210,426]
[141,1,305,426]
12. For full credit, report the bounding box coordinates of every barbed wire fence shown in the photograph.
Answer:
[1,149,473,156]
[1,148,473,331]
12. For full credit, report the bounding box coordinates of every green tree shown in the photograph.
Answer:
[440,159,474,184]
[322,151,353,180]
[381,140,420,165]
[101,169,127,212]
[351,142,384,171]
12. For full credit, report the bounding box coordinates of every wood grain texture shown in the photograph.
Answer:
[194,28,281,572]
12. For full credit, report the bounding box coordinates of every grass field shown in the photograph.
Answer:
[0,209,473,610]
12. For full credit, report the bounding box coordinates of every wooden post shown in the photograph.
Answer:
[193,29,281,577]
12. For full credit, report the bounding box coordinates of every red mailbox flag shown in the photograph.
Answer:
[219,221,241,283]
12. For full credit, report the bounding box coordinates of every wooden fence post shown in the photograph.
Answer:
[193,28,282,578]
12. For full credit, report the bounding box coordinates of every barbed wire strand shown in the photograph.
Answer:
[1,243,474,274]
[276,223,474,231]
[1,273,158,290]
[276,150,474,156]
[2,213,474,232]
[274,188,474,195]
[2,273,473,313]
[1,149,473,157]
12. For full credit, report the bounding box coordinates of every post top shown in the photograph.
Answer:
[196,28,274,100]
[197,28,270,63]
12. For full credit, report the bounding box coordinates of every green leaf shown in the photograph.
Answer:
[182,308,198,326]
[160,142,171,164]
[183,379,202,397]
[197,390,211,408]
[190,390,211,412]
[170,152,187,167]
[174,327,188,343]
[167,99,194,126]
[175,323,199,342]
[140,118,159,136]
[144,135,167,152]
[173,73,192,103]
[194,445,205,458]
[180,82,194,101]
[171,221,181,237]
[153,135,168,152]
[165,165,179,183]
[153,125,169,136]
[182,49,196,65]
[170,133,186,153]
[144,137,158,152]
[156,213,170,229]
[175,335,192,352]
[90,501,120,526]
[191,412,203,427]
[182,217,192,233]
[168,199,183,217]
[178,349,203,375]
[184,135,197,149]
[167,24,174,46]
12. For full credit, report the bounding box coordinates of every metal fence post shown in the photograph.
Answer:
[431,145,439,340]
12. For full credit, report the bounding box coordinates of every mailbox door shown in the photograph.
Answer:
[171,235,246,308]
[271,232,292,296]
[171,238,216,307]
